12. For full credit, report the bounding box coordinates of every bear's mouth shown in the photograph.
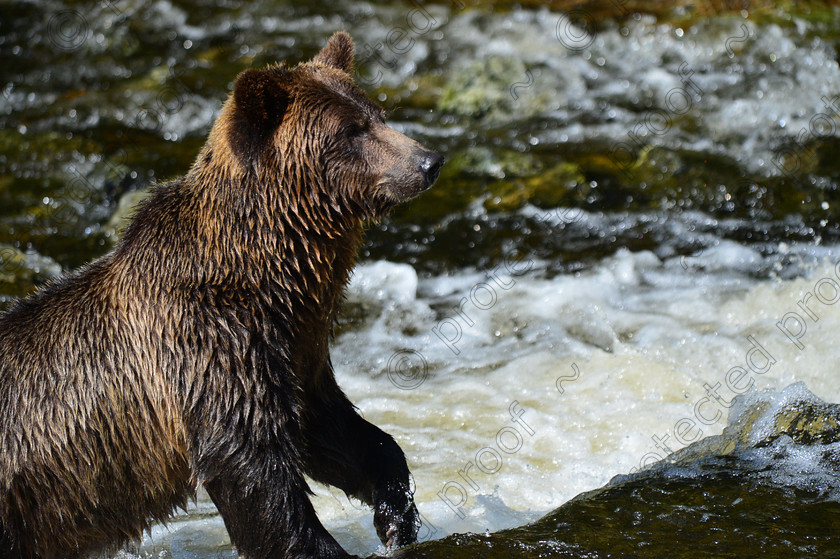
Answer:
[372,151,443,210]
[378,179,428,204]
[378,176,438,204]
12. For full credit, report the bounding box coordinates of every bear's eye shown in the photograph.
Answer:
[343,122,367,139]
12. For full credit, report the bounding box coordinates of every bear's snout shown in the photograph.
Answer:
[418,151,444,189]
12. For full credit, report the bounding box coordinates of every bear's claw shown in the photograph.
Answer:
[373,482,419,549]
[386,526,397,549]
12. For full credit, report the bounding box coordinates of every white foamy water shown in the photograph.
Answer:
[129,239,840,557]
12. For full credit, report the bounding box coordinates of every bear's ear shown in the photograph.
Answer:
[232,67,290,132]
[313,31,354,73]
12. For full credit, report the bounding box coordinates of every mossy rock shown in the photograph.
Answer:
[0,245,29,284]
[439,57,554,121]
[771,401,840,445]
[484,162,585,212]
[104,188,153,241]
[446,146,544,179]
[0,244,62,303]
[439,57,520,118]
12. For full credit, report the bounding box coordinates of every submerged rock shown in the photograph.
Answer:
[438,55,565,122]
[0,244,62,307]
[104,188,153,241]
[395,383,840,558]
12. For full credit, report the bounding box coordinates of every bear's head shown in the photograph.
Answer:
[226,32,444,220]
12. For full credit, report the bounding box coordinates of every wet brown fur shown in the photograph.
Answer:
[0,32,442,559]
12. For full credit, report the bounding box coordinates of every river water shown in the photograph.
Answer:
[3,1,840,557]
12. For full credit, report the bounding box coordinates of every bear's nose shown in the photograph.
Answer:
[419,152,444,187]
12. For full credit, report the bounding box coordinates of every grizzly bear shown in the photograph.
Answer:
[0,31,443,559]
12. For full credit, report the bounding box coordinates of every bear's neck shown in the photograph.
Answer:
[254,191,363,381]
[188,153,364,347]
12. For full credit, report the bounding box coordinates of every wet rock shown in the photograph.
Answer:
[104,188,152,241]
[485,162,585,212]
[439,56,557,121]
[0,244,62,306]
[771,401,840,445]
[447,147,544,180]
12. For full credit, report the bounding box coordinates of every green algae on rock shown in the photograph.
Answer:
[0,244,61,308]
[103,188,153,241]
[439,56,557,121]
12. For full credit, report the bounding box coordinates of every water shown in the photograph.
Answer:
[393,382,840,557]
[3,1,840,557]
[327,249,840,552]
[128,249,840,556]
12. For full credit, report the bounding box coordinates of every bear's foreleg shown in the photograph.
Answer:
[300,389,419,550]
[0,521,20,559]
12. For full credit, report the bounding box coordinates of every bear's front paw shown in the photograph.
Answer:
[373,482,419,550]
